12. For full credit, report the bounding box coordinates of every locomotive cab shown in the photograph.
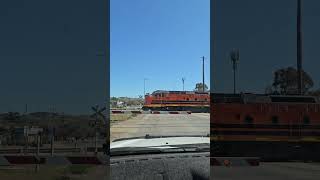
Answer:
[143,90,210,112]
[211,93,320,161]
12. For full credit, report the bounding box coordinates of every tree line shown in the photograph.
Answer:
[266,67,320,96]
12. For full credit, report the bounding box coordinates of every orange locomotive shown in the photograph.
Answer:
[143,90,210,112]
[211,93,320,161]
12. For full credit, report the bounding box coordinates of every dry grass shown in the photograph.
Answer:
[110,114,137,122]
[0,165,99,180]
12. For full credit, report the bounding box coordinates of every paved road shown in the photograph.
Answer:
[110,113,209,141]
[212,162,320,180]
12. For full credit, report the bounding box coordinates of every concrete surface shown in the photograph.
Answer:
[110,113,209,142]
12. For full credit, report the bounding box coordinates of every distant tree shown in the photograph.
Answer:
[268,67,314,95]
[110,97,118,101]
[5,112,20,121]
[264,85,273,94]
[194,83,208,92]
[8,126,15,145]
[265,85,280,95]
[308,89,320,96]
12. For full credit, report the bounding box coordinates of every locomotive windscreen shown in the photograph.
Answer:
[212,93,242,103]
[212,93,318,104]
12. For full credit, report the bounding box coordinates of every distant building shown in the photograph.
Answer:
[117,101,125,107]
[14,126,43,145]
[110,101,117,107]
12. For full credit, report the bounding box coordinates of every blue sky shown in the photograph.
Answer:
[213,0,320,93]
[111,0,210,97]
[2,0,319,114]
[0,0,107,114]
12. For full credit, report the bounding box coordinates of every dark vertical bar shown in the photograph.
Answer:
[25,104,28,153]
[37,134,40,156]
[182,78,184,91]
[297,0,303,95]
[95,131,98,155]
[50,129,54,156]
[211,1,215,94]
[144,79,145,97]
[203,56,205,92]
[105,0,110,178]
[210,0,214,176]
[106,0,110,156]
[233,64,236,94]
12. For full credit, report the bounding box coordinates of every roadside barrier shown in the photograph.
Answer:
[0,147,106,154]
[0,155,108,165]
[110,110,191,114]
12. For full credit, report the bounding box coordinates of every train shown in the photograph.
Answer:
[211,93,320,161]
[142,90,210,113]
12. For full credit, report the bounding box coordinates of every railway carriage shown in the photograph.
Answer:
[143,90,210,113]
[211,93,320,161]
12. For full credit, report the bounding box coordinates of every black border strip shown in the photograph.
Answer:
[211,123,320,129]
[211,130,320,136]
[151,101,209,104]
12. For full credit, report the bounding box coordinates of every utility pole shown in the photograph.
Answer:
[49,106,55,156]
[182,78,185,91]
[37,132,40,156]
[230,49,240,94]
[24,104,28,154]
[201,56,205,92]
[95,125,98,155]
[144,78,148,97]
[90,105,106,156]
[50,127,54,156]
[94,110,98,155]
[35,132,40,172]
[297,0,303,95]
[211,0,216,92]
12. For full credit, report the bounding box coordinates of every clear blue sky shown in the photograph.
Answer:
[111,0,210,97]
[213,0,320,93]
[0,0,107,114]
